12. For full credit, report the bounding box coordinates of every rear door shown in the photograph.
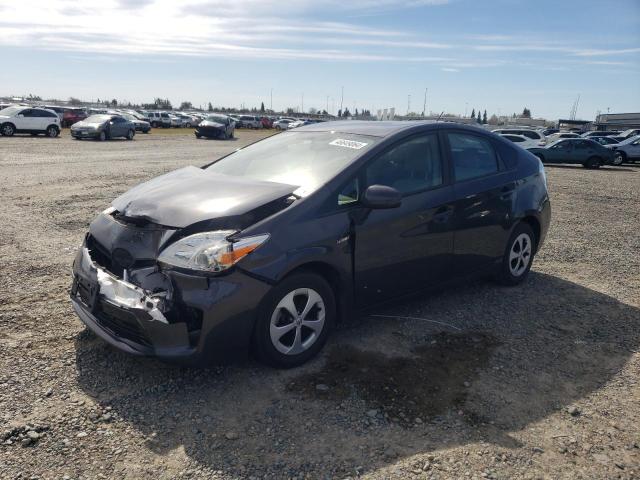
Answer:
[445,130,515,275]
[353,132,455,305]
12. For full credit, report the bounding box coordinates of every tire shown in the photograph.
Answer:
[151,121,158,128]
[496,222,536,286]
[195,133,202,139]
[46,125,59,138]
[126,129,135,140]
[584,156,601,169]
[253,272,335,368]
[614,151,626,165]
[97,131,107,141]
[185,122,191,128]
[1,123,15,137]
[276,125,282,131]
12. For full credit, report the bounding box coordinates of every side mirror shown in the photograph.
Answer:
[361,185,402,209]
[17,114,24,118]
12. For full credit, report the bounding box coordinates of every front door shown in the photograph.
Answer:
[353,132,455,306]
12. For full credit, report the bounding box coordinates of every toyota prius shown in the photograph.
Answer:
[70,121,551,367]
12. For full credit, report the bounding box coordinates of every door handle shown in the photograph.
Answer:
[433,206,452,223]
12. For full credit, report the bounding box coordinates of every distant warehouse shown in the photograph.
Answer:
[594,112,640,131]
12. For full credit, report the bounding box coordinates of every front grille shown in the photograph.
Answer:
[96,301,152,348]
[86,234,121,276]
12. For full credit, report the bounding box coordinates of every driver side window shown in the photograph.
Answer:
[364,134,443,195]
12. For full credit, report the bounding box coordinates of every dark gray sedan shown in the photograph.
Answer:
[71,114,136,141]
[195,114,234,139]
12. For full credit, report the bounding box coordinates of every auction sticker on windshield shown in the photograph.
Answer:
[329,138,368,149]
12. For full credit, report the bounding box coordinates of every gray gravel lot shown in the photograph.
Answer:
[1,130,639,479]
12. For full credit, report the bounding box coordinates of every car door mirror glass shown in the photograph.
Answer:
[361,185,402,209]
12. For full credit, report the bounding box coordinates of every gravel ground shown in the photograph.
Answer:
[1,130,639,480]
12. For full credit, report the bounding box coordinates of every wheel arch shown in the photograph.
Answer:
[277,261,352,324]
[520,215,541,252]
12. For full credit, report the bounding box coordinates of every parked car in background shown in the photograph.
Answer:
[62,108,88,127]
[41,105,66,122]
[590,136,620,146]
[273,118,295,130]
[581,130,619,138]
[500,134,541,149]
[287,120,305,129]
[70,114,135,141]
[261,116,273,128]
[0,106,61,137]
[528,138,617,168]
[236,115,261,128]
[121,113,151,133]
[617,129,640,140]
[542,128,559,136]
[70,121,550,367]
[492,128,546,145]
[606,135,640,164]
[172,113,195,127]
[546,132,581,143]
[195,114,235,139]
[147,111,172,128]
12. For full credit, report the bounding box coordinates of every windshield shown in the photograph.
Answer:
[0,106,23,116]
[206,115,227,123]
[85,114,111,123]
[206,131,380,196]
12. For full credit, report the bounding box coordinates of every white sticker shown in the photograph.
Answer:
[329,138,368,150]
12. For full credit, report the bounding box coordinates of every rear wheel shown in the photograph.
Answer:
[253,272,335,368]
[46,125,59,138]
[126,129,135,140]
[496,222,536,286]
[151,121,159,128]
[1,123,15,136]
[584,156,602,169]
[614,151,626,165]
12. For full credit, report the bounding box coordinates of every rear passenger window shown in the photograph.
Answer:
[366,134,443,194]
[448,132,499,181]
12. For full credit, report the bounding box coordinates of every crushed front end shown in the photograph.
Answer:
[70,210,271,364]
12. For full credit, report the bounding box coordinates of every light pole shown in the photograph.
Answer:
[270,88,273,111]
[422,88,427,117]
[340,86,344,113]
[407,94,411,115]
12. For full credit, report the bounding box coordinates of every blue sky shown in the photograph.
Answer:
[0,0,639,119]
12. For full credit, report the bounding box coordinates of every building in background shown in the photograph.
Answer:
[593,112,640,132]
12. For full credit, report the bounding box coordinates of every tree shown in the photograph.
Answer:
[343,108,351,117]
[355,108,359,117]
[111,99,118,107]
[476,109,482,124]
[488,114,499,125]
[179,101,193,110]
[68,97,83,106]
[321,109,328,115]
[337,109,342,118]
[207,102,214,112]
[470,108,475,119]
[522,107,531,118]
[260,102,265,113]
[482,110,488,124]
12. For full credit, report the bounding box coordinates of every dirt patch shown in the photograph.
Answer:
[288,332,498,426]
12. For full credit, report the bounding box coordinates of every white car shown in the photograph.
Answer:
[0,106,61,137]
[273,118,295,130]
[500,134,542,149]
[546,132,581,143]
[492,128,546,145]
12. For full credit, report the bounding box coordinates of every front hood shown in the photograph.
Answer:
[73,121,103,129]
[111,166,298,228]
[199,121,224,128]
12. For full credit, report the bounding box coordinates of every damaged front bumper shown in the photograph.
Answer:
[71,246,194,358]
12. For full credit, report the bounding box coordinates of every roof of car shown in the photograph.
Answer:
[295,120,475,137]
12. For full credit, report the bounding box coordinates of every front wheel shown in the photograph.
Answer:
[253,272,335,368]
[1,123,15,136]
[496,223,536,286]
[126,129,135,140]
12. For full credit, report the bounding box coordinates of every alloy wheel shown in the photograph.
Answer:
[509,233,532,277]
[269,288,325,355]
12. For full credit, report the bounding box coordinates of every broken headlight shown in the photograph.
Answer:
[157,231,269,273]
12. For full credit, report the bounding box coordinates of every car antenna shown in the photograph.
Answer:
[437,111,444,122]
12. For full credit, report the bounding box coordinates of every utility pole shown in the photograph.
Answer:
[270,88,273,111]
[407,94,411,115]
[301,93,304,114]
[340,86,344,113]
[465,102,468,118]
[422,88,428,117]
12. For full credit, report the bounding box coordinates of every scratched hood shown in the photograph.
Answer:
[112,166,298,228]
